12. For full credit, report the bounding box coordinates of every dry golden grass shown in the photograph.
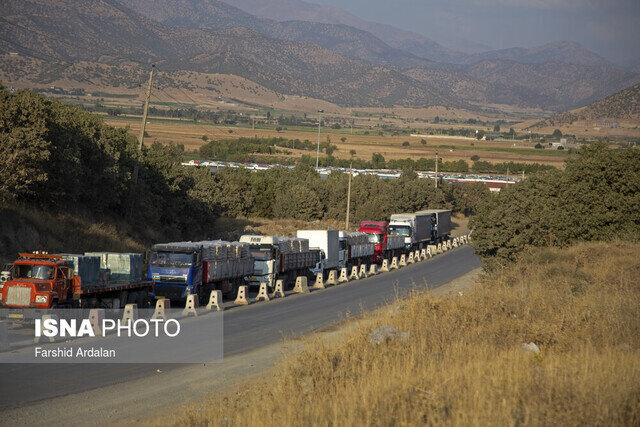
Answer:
[175,241,640,426]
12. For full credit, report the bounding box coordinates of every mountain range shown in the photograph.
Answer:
[530,82,640,129]
[1,0,638,111]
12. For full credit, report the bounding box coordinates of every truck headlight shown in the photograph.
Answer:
[35,295,48,304]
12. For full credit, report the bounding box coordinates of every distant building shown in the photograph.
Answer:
[595,120,618,128]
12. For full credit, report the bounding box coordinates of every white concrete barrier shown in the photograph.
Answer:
[399,254,407,267]
[235,285,250,305]
[368,264,378,276]
[35,314,60,343]
[255,282,270,302]
[381,259,390,272]
[271,280,286,298]
[350,266,360,280]
[312,273,326,290]
[293,276,310,294]
[182,294,199,317]
[390,257,399,270]
[89,308,105,335]
[326,270,338,286]
[338,268,350,283]
[359,264,368,278]
[206,290,223,311]
[420,248,428,260]
[414,250,421,262]
[152,298,171,319]
[121,304,138,324]
[436,243,443,254]
[407,252,415,264]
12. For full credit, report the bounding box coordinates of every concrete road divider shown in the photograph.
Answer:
[390,257,399,270]
[234,285,250,305]
[89,308,105,335]
[427,245,437,257]
[255,282,270,302]
[407,252,415,264]
[338,268,350,283]
[312,273,326,290]
[350,266,360,280]
[446,239,452,250]
[414,250,421,262]
[359,264,368,278]
[381,259,390,272]
[326,270,338,285]
[293,276,310,294]
[182,294,199,317]
[271,280,286,298]
[420,248,428,260]
[122,304,138,324]
[436,243,443,254]
[206,291,223,311]
[369,264,378,276]
[35,314,60,343]
[152,298,171,319]
[399,254,407,267]
[452,238,459,248]
[0,321,10,352]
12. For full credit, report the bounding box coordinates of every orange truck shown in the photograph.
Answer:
[0,253,153,315]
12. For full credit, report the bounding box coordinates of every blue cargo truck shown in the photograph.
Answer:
[148,241,253,302]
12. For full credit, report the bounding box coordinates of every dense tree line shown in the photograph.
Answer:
[1,88,494,240]
[471,143,640,266]
[0,87,219,237]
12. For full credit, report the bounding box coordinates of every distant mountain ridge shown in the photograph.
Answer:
[0,0,456,107]
[531,82,640,128]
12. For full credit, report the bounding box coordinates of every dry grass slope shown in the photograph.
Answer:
[177,241,640,426]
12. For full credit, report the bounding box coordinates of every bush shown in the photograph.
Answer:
[402,141,410,147]
[470,143,640,266]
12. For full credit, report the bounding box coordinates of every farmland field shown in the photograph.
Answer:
[105,116,568,166]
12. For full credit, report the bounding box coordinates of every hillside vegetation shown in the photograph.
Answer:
[176,241,640,425]
[471,143,640,265]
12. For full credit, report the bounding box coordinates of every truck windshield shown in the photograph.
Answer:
[14,264,55,280]
[150,252,194,267]
[389,225,411,237]
[250,249,271,261]
[366,234,383,244]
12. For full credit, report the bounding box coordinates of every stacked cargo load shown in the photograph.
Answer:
[85,252,143,283]
[386,235,405,250]
[60,254,101,287]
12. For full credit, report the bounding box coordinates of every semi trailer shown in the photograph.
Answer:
[0,252,152,312]
[358,221,405,263]
[149,241,253,301]
[240,235,317,288]
[388,212,433,251]
[417,209,452,242]
[338,231,375,268]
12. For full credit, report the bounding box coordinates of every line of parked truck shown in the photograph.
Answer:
[0,209,452,311]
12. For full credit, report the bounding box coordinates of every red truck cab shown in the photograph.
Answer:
[358,221,388,263]
[0,253,73,309]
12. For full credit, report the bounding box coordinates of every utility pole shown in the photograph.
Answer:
[434,149,438,189]
[315,110,323,169]
[132,64,154,185]
[137,64,154,152]
[345,162,352,231]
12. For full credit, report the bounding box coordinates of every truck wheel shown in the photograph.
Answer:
[221,280,238,300]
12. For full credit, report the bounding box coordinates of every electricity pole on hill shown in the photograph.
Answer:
[315,110,324,169]
[345,162,352,231]
[132,64,155,185]
[434,149,439,189]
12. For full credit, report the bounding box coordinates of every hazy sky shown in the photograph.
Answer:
[308,0,640,64]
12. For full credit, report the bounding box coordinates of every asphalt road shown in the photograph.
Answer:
[0,246,480,410]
